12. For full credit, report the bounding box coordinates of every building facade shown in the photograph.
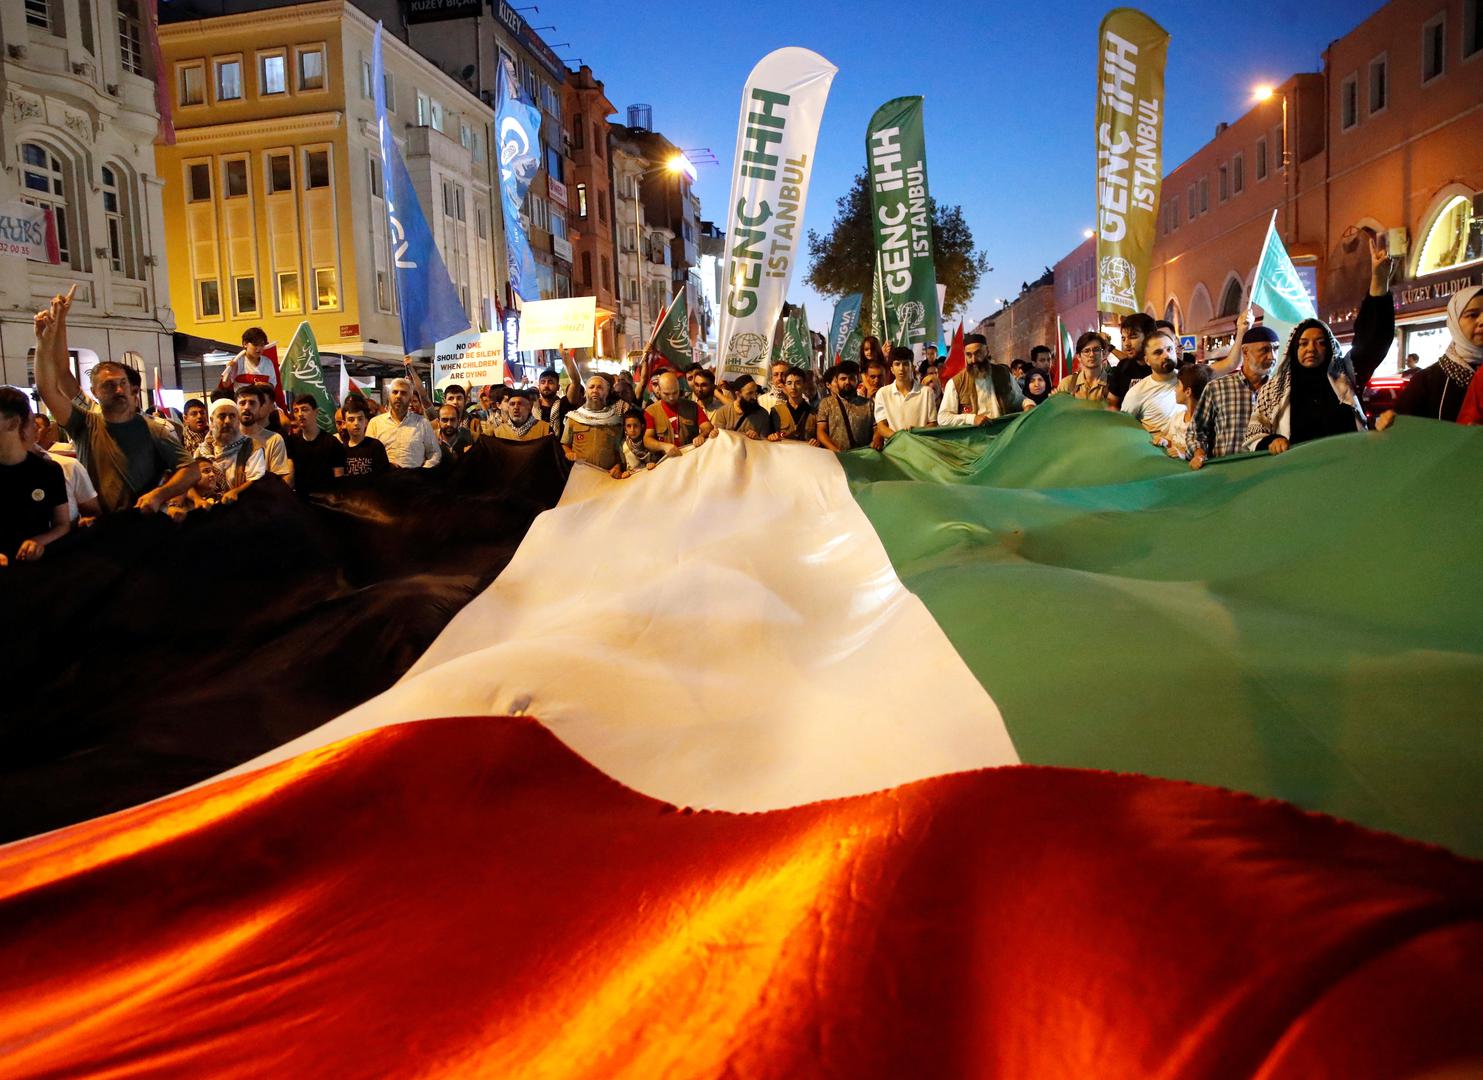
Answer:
[1053,235,1099,340]
[562,66,618,358]
[1,0,174,388]
[156,0,498,387]
[1056,0,1481,371]
[609,128,649,362]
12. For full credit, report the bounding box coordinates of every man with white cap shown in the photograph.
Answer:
[195,397,267,502]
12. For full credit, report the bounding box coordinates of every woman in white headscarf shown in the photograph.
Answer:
[1378,284,1483,426]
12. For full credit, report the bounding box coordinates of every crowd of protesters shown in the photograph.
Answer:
[5,246,1481,566]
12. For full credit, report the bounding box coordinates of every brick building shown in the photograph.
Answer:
[563,66,619,358]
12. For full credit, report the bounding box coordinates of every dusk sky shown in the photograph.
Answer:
[544,0,1381,331]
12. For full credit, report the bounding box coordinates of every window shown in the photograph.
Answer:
[383,73,396,112]
[576,183,588,218]
[1187,184,1197,222]
[367,154,381,195]
[216,57,242,101]
[572,117,584,149]
[580,251,592,285]
[1256,136,1269,180]
[1467,0,1483,58]
[1422,15,1446,83]
[117,0,144,75]
[277,271,301,313]
[223,158,248,198]
[476,207,488,240]
[416,92,430,127]
[25,0,52,31]
[471,128,485,163]
[1340,74,1358,130]
[1219,277,1244,318]
[597,197,606,224]
[234,276,258,315]
[361,56,373,99]
[431,99,445,133]
[543,143,563,183]
[550,209,566,241]
[459,123,472,150]
[1218,164,1229,202]
[297,46,324,91]
[1416,194,1483,274]
[601,255,612,292]
[22,143,74,267]
[1232,152,1244,195]
[267,153,292,193]
[304,149,330,189]
[101,166,125,273]
[627,277,637,302]
[187,162,212,202]
[179,61,205,107]
[259,51,287,95]
[592,122,604,158]
[1368,54,1388,115]
[1198,177,1209,213]
[199,280,221,318]
[624,225,636,251]
[314,268,338,309]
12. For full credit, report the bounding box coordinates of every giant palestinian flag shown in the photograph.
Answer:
[2,402,1482,1076]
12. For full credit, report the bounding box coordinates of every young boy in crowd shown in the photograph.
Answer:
[615,410,662,478]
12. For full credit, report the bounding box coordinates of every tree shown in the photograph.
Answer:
[805,171,990,320]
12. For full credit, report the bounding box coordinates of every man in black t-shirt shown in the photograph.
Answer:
[286,393,346,496]
[339,395,389,477]
[1,388,69,565]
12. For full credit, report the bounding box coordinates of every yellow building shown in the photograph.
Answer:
[156,0,502,386]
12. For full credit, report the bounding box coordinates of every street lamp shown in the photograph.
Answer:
[1082,228,1095,239]
[1253,82,1292,237]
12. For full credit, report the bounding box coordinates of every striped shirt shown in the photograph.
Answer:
[1191,369,1266,459]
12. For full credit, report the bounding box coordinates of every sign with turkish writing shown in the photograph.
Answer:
[0,202,58,263]
[866,96,939,356]
[405,0,481,23]
[547,178,568,209]
[519,296,597,351]
[717,48,837,379]
[1094,8,1169,317]
[495,1,565,80]
[432,329,506,391]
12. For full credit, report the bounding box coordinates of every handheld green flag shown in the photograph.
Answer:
[653,289,693,369]
[775,307,812,369]
[1250,210,1317,343]
[279,322,337,433]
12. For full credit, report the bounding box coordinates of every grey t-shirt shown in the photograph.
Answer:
[63,401,189,510]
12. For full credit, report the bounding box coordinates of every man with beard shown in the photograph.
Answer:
[32,287,196,514]
[561,375,625,468]
[859,356,888,403]
[1106,312,1157,408]
[486,388,552,441]
[368,377,441,468]
[758,358,792,412]
[1119,329,1182,441]
[435,403,475,462]
[937,333,1029,425]
[1188,325,1279,469]
[644,371,711,459]
[709,376,779,440]
[535,369,570,435]
[814,362,875,452]
[195,397,268,502]
[236,383,294,487]
[691,368,726,420]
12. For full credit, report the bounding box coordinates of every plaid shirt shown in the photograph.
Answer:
[1191,370,1265,458]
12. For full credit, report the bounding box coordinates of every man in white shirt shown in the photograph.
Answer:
[757,359,792,413]
[235,383,294,488]
[873,347,938,440]
[1120,328,1182,440]
[368,377,442,468]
